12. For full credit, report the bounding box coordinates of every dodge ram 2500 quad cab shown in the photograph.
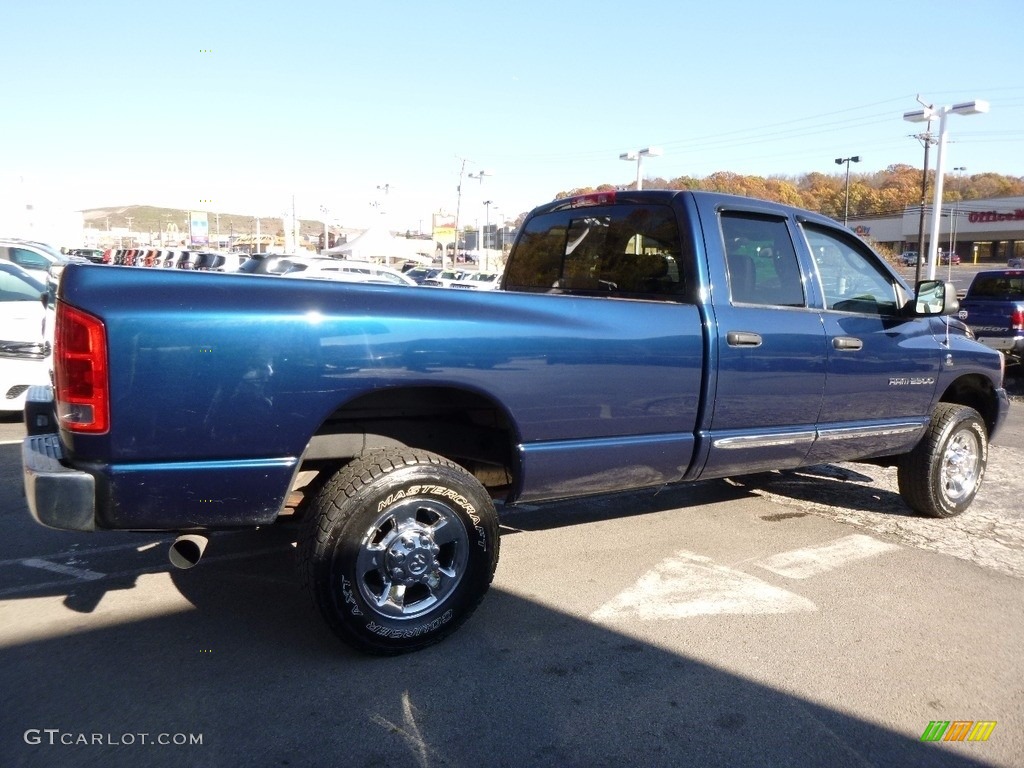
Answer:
[23,190,1009,654]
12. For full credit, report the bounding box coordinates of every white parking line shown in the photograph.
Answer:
[20,558,105,581]
[0,545,291,598]
[591,550,816,622]
[755,534,899,579]
[0,540,172,568]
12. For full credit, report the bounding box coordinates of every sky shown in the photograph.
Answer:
[4,0,1022,234]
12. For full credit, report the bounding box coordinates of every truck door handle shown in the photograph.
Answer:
[832,336,863,351]
[727,331,762,347]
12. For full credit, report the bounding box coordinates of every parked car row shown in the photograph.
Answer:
[403,266,501,289]
[100,248,248,271]
[21,241,504,291]
[240,257,501,289]
[450,271,501,290]
[898,250,962,267]
[279,257,416,285]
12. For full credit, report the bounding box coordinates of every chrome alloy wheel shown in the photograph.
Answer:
[354,498,469,619]
[941,428,981,503]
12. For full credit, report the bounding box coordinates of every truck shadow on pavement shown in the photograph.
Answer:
[0,523,995,768]
[723,464,920,518]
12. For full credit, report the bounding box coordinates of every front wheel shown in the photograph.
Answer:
[897,403,988,518]
[300,448,500,654]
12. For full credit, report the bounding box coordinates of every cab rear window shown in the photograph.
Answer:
[504,203,690,301]
[968,275,1024,299]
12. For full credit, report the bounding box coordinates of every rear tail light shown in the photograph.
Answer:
[1012,308,1024,331]
[54,303,109,433]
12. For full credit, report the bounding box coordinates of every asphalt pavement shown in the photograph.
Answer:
[0,372,1021,768]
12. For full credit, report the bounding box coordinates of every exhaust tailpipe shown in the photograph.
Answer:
[169,534,209,569]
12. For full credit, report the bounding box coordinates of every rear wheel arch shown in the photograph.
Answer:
[288,386,521,518]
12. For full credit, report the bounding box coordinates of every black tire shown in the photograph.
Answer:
[300,448,499,654]
[897,403,988,518]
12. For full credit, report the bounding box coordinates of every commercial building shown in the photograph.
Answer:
[850,195,1024,264]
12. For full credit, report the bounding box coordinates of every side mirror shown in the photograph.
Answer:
[914,280,959,316]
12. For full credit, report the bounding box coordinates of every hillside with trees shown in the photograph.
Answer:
[554,165,1024,222]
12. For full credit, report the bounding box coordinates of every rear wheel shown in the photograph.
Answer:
[897,403,987,518]
[300,448,499,654]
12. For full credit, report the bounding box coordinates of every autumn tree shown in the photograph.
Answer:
[543,167,1024,220]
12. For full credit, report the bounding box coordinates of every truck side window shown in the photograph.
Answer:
[802,225,899,315]
[504,204,690,301]
[720,212,805,307]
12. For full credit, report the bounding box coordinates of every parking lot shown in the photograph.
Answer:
[0,374,1022,767]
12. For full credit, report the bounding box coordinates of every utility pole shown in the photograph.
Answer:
[912,117,935,286]
[453,157,469,270]
[292,195,298,253]
[320,205,329,254]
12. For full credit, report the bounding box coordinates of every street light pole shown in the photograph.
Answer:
[483,199,493,270]
[904,99,989,280]
[468,170,492,259]
[834,155,861,227]
[950,166,966,260]
[319,205,329,253]
[453,158,469,270]
[619,147,662,191]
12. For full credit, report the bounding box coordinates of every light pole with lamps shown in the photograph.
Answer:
[903,99,989,279]
[468,170,492,258]
[319,205,330,253]
[619,147,662,191]
[374,184,390,217]
[482,199,495,270]
[482,200,493,250]
[834,155,860,227]
[452,158,469,269]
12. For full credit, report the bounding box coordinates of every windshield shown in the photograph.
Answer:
[28,242,68,261]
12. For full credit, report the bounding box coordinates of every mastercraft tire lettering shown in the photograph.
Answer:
[300,448,500,654]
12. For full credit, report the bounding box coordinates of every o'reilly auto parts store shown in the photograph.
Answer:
[851,195,1024,263]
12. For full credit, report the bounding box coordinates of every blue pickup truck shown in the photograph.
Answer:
[22,190,1010,654]
[957,268,1024,367]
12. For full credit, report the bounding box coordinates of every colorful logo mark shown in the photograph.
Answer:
[921,721,996,742]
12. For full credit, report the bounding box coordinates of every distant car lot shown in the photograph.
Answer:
[0,262,50,413]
